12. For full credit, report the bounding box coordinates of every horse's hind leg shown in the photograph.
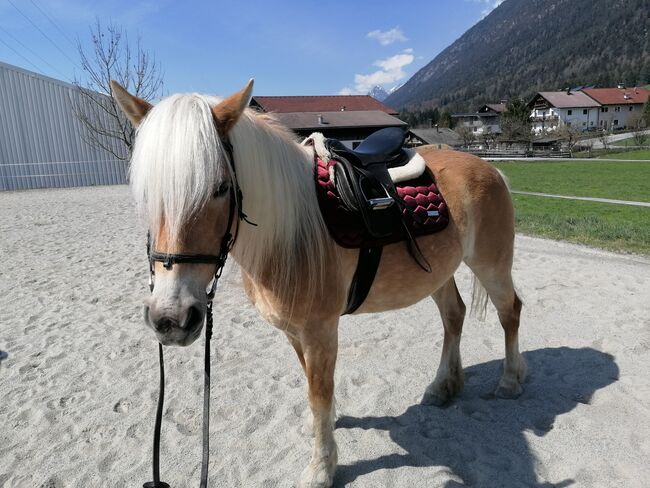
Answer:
[469,263,527,398]
[422,277,466,406]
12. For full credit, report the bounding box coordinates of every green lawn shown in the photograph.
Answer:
[492,160,650,255]
[493,160,650,202]
[510,194,650,255]
[600,148,650,160]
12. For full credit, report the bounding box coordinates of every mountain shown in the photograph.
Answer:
[385,0,650,112]
[368,85,389,101]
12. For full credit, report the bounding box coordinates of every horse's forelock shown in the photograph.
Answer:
[129,93,227,241]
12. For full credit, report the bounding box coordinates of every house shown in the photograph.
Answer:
[250,95,404,148]
[582,86,650,130]
[407,127,462,148]
[528,90,601,133]
[451,102,505,135]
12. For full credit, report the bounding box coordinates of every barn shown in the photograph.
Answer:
[0,61,127,191]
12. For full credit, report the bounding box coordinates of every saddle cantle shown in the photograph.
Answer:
[311,128,450,314]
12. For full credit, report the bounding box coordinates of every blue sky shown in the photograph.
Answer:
[0,0,503,98]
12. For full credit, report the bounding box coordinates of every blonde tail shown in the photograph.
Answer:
[470,275,489,322]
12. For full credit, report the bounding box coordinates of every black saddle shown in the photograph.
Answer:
[325,128,409,238]
[321,128,432,315]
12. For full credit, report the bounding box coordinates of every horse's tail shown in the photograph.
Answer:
[470,275,489,322]
[495,168,511,191]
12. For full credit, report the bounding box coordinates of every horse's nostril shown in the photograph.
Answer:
[185,305,204,331]
[155,317,177,334]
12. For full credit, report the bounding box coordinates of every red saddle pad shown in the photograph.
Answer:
[315,157,449,248]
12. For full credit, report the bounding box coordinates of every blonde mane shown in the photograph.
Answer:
[130,94,333,313]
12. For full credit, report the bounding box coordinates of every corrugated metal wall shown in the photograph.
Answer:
[0,61,129,191]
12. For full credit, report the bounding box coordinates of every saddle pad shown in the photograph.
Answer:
[315,157,449,248]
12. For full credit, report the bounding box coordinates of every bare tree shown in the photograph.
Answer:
[455,125,475,147]
[598,129,610,150]
[557,124,580,153]
[481,127,496,149]
[631,127,648,147]
[73,20,163,160]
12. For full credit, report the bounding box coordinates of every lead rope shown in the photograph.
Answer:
[144,283,218,488]
[200,301,213,487]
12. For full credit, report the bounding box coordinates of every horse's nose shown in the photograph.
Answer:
[184,304,204,331]
[145,303,204,333]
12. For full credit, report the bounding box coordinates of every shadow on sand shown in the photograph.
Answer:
[334,347,618,487]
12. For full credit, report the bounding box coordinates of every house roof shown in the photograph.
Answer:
[271,111,406,131]
[251,95,398,115]
[479,103,507,113]
[533,91,601,108]
[582,87,650,106]
[409,128,462,147]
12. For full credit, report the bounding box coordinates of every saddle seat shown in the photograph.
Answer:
[326,127,409,167]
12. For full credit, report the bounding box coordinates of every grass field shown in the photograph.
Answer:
[599,148,650,160]
[493,160,650,201]
[493,160,650,254]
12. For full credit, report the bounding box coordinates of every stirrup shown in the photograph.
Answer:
[359,177,394,211]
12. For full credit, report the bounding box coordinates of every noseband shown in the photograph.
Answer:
[143,139,247,488]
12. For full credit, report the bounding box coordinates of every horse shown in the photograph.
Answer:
[111,79,527,488]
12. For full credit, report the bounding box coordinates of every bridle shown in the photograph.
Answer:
[143,139,247,488]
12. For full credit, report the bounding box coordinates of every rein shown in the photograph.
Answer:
[143,139,245,488]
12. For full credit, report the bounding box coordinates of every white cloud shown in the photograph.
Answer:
[366,27,407,46]
[467,0,504,17]
[340,49,414,95]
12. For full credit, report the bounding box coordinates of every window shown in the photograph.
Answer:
[583,109,588,115]
[629,106,634,111]
[614,120,619,126]
[566,122,572,127]
[567,109,573,115]
[614,106,621,112]
[582,122,586,126]
[601,107,609,113]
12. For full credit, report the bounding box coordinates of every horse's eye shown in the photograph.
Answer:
[213,182,229,198]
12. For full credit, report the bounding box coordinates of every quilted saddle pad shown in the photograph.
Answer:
[315,157,449,249]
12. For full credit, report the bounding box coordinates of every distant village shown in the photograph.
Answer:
[1,58,649,190]
[251,84,650,155]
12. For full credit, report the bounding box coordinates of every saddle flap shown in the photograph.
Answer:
[333,156,398,238]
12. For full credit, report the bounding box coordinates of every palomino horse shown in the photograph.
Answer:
[112,79,526,488]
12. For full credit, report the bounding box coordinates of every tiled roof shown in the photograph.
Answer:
[409,128,462,147]
[535,91,601,108]
[270,111,406,130]
[251,96,398,115]
[582,87,650,105]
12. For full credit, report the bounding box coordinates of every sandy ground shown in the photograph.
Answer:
[1,185,649,488]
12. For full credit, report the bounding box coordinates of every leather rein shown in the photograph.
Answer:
[143,139,246,488]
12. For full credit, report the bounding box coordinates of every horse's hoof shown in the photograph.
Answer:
[494,380,523,399]
[298,461,335,488]
[420,390,448,406]
[421,375,464,406]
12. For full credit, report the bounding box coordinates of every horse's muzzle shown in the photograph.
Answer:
[144,302,204,346]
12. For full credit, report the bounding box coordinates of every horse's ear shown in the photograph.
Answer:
[110,80,153,127]
[212,79,254,136]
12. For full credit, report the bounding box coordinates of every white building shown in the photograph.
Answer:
[582,86,650,130]
[528,91,601,134]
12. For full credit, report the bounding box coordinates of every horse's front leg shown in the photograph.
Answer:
[289,319,338,488]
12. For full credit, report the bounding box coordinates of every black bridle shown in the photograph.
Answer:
[143,139,247,488]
